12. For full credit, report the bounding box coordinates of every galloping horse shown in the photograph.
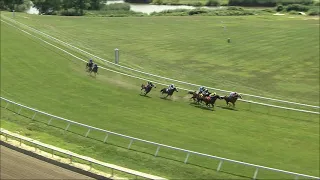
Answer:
[90,65,98,77]
[86,63,93,72]
[221,94,242,107]
[141,83,156,95]
[160,87,178,98]
[201,95,222,108]
[188,91,211,104]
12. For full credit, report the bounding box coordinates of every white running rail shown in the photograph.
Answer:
[1,19,319,115]
[0,128,167,180]
[2,15,319,110]
[1,97,319,180]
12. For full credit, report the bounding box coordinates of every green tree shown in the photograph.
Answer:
[33,0,62,14]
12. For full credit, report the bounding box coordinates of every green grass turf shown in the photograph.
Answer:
[1,15,319,179]
[2,12,319,108]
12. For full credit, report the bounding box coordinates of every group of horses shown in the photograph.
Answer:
[141,83,242,109]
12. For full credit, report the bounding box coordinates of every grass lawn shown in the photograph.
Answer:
[2,12,319,108]
[0,14,319,179]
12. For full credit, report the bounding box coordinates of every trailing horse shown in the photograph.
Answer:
[141,83,156,96]
[201,95,222,108]
[90,66,98,77]
[221,94,242,107]
[86,63,93,72]
[188,91,208,104]
[160,87,178,98]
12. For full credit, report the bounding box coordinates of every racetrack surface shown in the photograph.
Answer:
[0,145,93,179]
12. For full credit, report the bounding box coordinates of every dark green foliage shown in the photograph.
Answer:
[102,3,130,11]
[228,0,313,7]
[33,0,62,14]
[60,8,83,15]
[276,4,284,11]
[124,0,152,3]
[0,0,25,11]
[286,4,309,11]
[205,0,220,6]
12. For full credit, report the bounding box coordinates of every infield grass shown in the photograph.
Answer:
[1,12,319,179]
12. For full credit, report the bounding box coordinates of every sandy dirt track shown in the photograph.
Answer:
[0,145,93,179]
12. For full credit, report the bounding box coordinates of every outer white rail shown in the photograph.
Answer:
[2,15,319,110]
[0,128,166,180]
[1,19,319,115]
[1,97,319,180]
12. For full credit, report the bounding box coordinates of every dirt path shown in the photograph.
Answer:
[0,145,93,179]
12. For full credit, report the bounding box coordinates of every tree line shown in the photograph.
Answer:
[0,0,107,15]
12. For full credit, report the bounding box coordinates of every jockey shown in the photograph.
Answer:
[88,59,93,67]
[230,92,237,98]
[198,86,205,94]
[167,84,175,92]
[92,63,98,72]
[203,89,210,96]
[147,81,153,87]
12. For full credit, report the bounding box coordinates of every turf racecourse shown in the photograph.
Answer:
[2,12,319,107]
[1,13,319,179]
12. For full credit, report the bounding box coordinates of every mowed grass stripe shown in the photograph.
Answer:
[1,16,319,178]
[7,13,319,105]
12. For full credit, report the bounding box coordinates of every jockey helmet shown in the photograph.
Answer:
[90,59,93,62]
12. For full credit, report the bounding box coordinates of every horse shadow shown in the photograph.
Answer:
[160,97,172,101]
[217,105,238,111]
[190,103,215,111]
[139,94,151,98]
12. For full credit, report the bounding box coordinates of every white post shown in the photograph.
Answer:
[103,133,109,143]
[217,160,223,171]
[32,112,37,120]
[65,123,70,131]
[18,107,22,114]
[85,129,91,137]
[253,168,259,180]
[184,153,190,164]
[12,10,15,18]
[154,146,160,157]
[128,139,133,149]
[48,117,53,125]
[115,48,119,64]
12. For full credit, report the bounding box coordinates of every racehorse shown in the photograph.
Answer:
[90,66,98,77]
[188,91,209,104]
[86,63,93,72]
[221,94,242,107]
[141,83,156,96]
[188,91,200,102]
[160,87,178,98]
[201,95,222,108]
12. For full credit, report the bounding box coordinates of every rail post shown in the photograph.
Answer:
[115,48,119,64]
[103,133,109,143]
[32,112,37,120]
[154,146,160,157]
[5,102,9,109]
[217,160,223,171]
[18,107,22,114]
[65,123,70,131]
[184,153,190,164]
[253,168,259,180]
[128,139,133,149]
[48,117,53,125]
[85,128,91,137]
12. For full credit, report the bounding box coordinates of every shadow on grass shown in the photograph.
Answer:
[160,97,172,101]
[189,103,214,111]
[216,105,238,111]
[139,94,151,98]
[1,106,253,180]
